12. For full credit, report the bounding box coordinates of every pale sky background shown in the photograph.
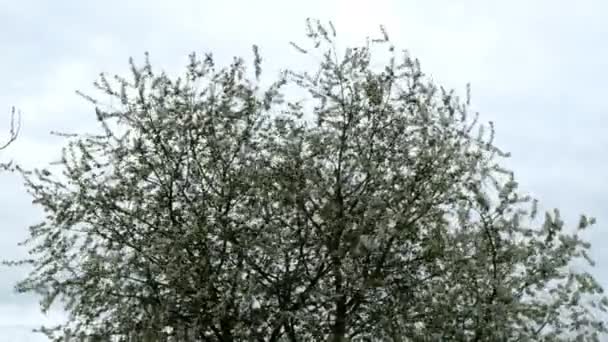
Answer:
[1,0,607,340]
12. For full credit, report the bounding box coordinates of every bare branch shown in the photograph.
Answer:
[0,106,21,150]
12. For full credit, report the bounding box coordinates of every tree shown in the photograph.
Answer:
[7,20,607,341]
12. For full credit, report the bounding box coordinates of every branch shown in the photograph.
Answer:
[0,107,21,150]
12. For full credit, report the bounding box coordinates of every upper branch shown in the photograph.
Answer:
[0,107,20,150]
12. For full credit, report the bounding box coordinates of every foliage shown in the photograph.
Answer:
[7,20,607,341]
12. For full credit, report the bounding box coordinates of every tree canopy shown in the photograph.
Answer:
[7,20,608,341]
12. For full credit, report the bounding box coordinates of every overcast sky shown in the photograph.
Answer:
[1,0,607,339]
